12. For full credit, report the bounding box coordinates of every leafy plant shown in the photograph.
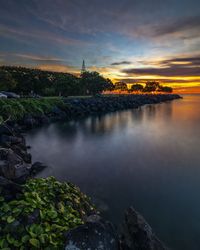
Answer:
[0,177,95,249]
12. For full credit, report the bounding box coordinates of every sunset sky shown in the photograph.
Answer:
[0,0,200,93]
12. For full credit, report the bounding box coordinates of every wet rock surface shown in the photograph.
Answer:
[65,215,119,250]
[120,207,168,250]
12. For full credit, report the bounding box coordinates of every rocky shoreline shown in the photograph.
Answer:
[0,94,181,249]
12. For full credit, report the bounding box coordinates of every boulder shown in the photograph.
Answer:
[23,115,38,129]
[0,135,23,145]
[31,161,47,175]
[0,148,30,182]
[64,215,118,250]
[0,176,22,200]
[0,124,14,136]
[120,207,168,250]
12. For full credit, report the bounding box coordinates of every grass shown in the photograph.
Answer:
[0,97,66,122]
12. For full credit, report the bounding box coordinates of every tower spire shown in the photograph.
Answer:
[81,59,86,74]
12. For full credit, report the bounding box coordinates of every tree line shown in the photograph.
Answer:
[0,66,172,96]
[114,81,173,93]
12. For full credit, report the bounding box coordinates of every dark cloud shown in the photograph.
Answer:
[153,16,200,37]
[122,55,200,77]
[162,56,200,66]
[116,78,200,84]
[124,55,200,77]
[111,61,132,66]
[122,66,200,77]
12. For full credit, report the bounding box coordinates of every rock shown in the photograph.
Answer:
[64,216,118,250]
[27,208,40,224]
[0,148,30,182]
[31,161,47,174]
[11,144,32,163]
[23,115,37,129]
[0,135,23,145]
[120,207,168,250]
[0,176,22,200]
[0,124,14,136]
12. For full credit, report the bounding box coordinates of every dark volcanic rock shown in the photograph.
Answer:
[0,176,22,200]
[0,124,14,136]
[31,161,47,174]
[0,148,30,182]
[64,215,118,250]
[120,207,168,250]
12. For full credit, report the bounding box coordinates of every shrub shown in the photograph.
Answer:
[0,177,95,249]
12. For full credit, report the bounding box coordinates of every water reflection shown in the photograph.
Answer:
[27,95,200,250]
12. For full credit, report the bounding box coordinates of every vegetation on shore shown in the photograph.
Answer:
[0,66,172,97]
[0,177,95,249]
[0,97,65,122]
[0,66,114,96]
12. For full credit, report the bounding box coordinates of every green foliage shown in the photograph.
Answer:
[0,98,66,121]
[0,177,95,249]
[80,71,114,95]
[0,69,17,91]
[0,66,114,96]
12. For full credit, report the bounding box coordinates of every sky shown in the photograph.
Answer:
[0,0,200,93]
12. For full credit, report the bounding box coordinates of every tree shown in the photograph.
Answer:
[143,81,160,92]
[158,86,173,93]
[0,70,17,91]
[54,74,80,96]
[131,84,143,92]
[114,81,128,91]
[80,71,113,95]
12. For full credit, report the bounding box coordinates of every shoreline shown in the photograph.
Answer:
[0,94,181,249]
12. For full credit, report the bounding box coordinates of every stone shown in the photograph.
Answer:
[64,216,118,250]
[0,176,22,200]
[0,148,30,181]
[120,207,168,250]
[31,161,47,174]
[0,124,14,136]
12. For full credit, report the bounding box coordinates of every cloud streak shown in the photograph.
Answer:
[111,61,132,66]
[153,16,200,37]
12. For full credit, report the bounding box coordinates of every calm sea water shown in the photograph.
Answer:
[26,95,200,250]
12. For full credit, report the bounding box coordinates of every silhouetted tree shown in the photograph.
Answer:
[80,71,114,95]
[143,81,160,92]
[131,84,143,92]
[114,81,128,91]
[158,86,173,93]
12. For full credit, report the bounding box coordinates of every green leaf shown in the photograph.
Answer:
[21,235,30,243]
[6,234,14,244]
[29,238,40,248]
[7,216,15,224]
[0,196,4,202]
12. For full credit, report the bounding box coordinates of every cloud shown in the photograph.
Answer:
[14,54,67,63]
[36,64,79,75]
[153,16,200,37]
[0,24,92,47]
[111,61,132,66]
[122,66,200,77]
[116,78,200,84]
[162,56,200,66]
[122,55,200,77]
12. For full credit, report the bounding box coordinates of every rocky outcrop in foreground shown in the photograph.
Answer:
[64,208,168,250]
